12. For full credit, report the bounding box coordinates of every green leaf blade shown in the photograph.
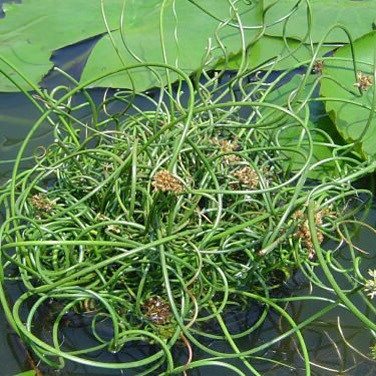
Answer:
[320,31,376,159]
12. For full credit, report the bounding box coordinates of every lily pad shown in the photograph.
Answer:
[264,0,376,43]
[320,31,376,159]
[0,0,123,91]
[264,74,345,179]
[80,0,263,90]
[215,35,333,71]
[0,0,263,92]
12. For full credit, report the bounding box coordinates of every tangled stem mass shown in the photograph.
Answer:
[0,2,375,374]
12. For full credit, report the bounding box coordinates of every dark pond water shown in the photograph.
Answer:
[0,1,376,375]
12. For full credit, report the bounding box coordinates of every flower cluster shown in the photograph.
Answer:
[370,343,376,360]
[152,170,183,193]
[142,296,172,325]
[293,209,330,259]
[354,71,373,91]
[29,193,55,215]
[312,60,324,74]
[233,166,259,188]
[364,269,376,299]
[213,138,241,164]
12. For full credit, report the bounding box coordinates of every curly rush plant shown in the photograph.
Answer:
[0,1,375,375]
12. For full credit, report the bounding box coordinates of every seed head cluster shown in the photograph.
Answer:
[152,170,183,193]
[312,60,324,74]
[29,193,55,215]
[364,269,376,300]
[142,296,172,325]
[293,209,329,258]
[212,138,241,164]
[233,166,259,188]
[370,343,376,360]
[107,224,121,234]
[354,71,373,91]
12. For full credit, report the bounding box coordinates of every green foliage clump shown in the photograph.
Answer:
[0,65,373,373]
[0,0,375,374]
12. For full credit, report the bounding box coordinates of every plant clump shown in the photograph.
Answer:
[0,62,374,375]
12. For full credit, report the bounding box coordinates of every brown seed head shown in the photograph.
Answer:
[312,60,324,74]
[293,209,328,259]
[217,139,238,153]
[233,166,259,188]
[152,170,183,193]
[292,210,304,220]
[142,296,172,325]
[354,71,373,91]
[224,154,241,164]
[107,224,121,234]
[29,193,55,214]
[102,162,114,174]
[212,138,241,164]
[96,213,110,222]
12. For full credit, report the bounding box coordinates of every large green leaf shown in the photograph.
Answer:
[277,118,343,180]
[0,0,263,92]
[264,74,345,179]
[264,0,376,43]
[320,31,376,159]
[216,35,333,71]
[0,0,123,91]
[80,0,263,90]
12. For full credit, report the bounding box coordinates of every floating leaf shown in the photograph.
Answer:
[80,0,263,90]
[0,0,122,91]
[264,74,345,179]
[264,0,376,43]
[278,119,343,180]
[0,0,263,92]
[216,35,333,71]
[320,31,376,159]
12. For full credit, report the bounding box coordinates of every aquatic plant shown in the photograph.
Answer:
[0,1,375,375]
